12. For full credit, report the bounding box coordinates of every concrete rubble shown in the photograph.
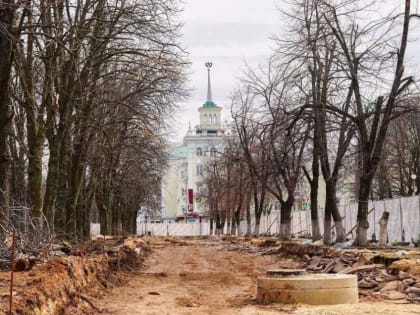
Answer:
[223,237,420,303]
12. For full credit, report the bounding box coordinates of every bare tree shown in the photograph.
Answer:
[0,0,188,240]
[320,0,416,245]
[231,85,272,236]
[232,59,310,239]
[277,0,360,244]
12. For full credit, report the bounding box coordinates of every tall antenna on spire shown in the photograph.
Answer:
[205,62,213,102]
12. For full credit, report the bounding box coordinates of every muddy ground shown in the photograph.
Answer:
[90,239,420,315]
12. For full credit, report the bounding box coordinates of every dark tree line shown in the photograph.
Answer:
[0,0,187,240]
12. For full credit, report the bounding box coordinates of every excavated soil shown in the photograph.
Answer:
[92,239,420,315]
[0,236,150,314]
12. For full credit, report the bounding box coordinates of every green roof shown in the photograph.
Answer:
[203,101,217,108]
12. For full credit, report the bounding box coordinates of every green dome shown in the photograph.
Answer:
[203,101,217,108]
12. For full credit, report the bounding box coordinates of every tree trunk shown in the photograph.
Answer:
[44,90,73,231]
[354,178,371,246]
[308,162,321,240]
[54,131,70,232]
[220,213,226,235]
[230,216,236,235]
[254,206,261,236]
[0,129,11,229]
[334,220,345,242]
[323,211,332,245]
[279,197,293,239]
[96,187,111,235]
[324,180,345,242]
[226,216,231,235]
[232,206,241,236]
[246,206,251,236]
[131,209,138,235]
[27,129,44,217]
[312,220,321,242]
[215,213,222,235]
[235,208,241,236]
[76,178,94,240]
[9,105,26,205]
[0,0,16,230]
[66,132,87,237]
[43,138,60,226]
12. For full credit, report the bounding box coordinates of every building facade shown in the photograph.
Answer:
[162,63,228,219]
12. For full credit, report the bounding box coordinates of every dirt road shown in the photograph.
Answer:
[94,239,420,315]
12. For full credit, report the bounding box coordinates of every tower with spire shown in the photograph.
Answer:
[197,62,223,135]
[162,62,228,220]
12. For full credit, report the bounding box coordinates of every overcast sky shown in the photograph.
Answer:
[169,0,282,142]
[169,0,420,143]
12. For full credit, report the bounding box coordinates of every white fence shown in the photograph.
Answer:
[90,223,101,236]
[136,195,420,242]
[137,221,210,236]
[136,211,311,237]
[339,197,420,243]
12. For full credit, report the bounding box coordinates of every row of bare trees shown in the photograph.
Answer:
[203,0,419,246]
[0,0,187,240]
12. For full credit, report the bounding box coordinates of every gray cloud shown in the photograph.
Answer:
[182,22,276,48]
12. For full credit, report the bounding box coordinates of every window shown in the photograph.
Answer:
[204,113,207,124]
[213,114,217,124]
[210,147,216,158]
[196,183,205,195]
[196,147,202,156]
[196,164,203,175]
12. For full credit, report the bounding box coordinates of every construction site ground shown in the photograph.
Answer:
[92,238,420,315]
[1,236,419,314]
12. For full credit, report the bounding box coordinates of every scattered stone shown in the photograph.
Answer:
[380,281,399,292]
[403,278,415,287]
[386,291,407,300]
[358,278,377,289]
[405,287,420,295]
[357,252,375,265]
[398,271,411,280]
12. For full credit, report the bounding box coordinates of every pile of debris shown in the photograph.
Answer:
[222,238,284,255]
[221,237,420,303]
[303,248,420,302]
[305,251,360,273]
[355,266,420,302]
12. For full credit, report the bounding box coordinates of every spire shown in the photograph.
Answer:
[203,62,216,108]
[205,61,213,102]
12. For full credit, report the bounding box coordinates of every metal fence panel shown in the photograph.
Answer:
[134,196,420,241]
